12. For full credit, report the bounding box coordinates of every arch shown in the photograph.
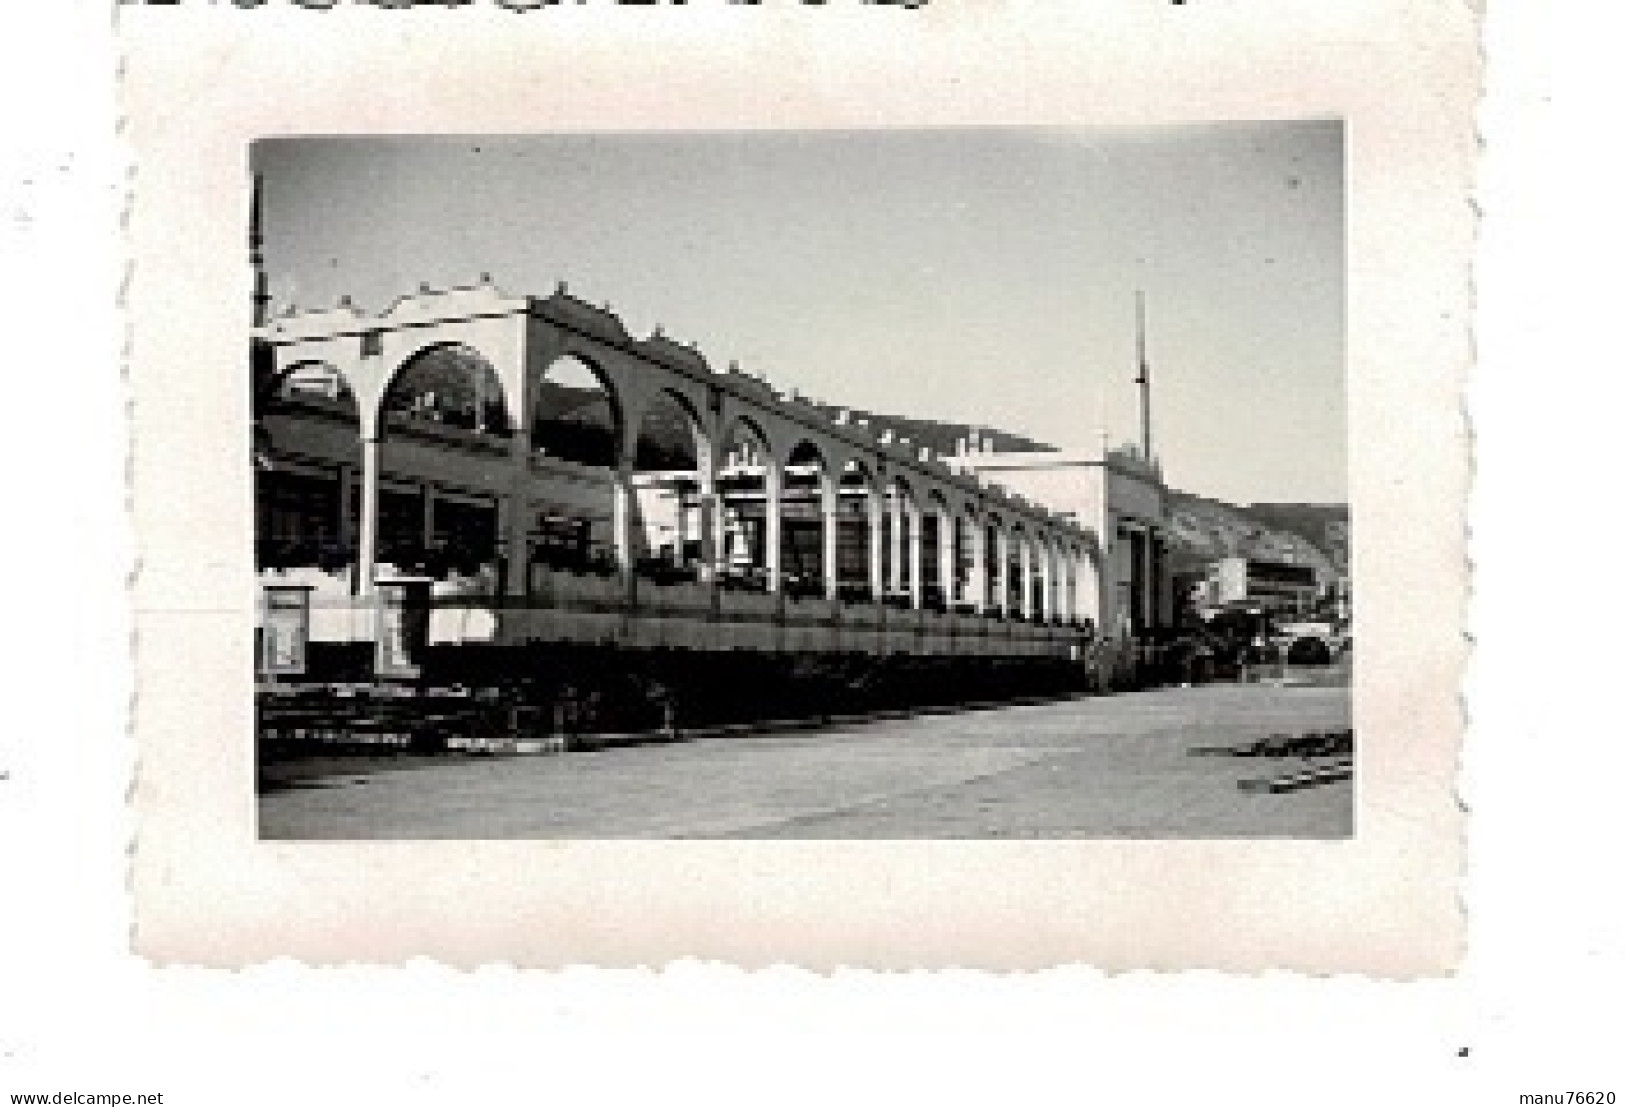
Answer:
[785,438,826,468]
[632,387,708,473]
[837,459,883,602]
[984,511,1007,613]
[883,474,922,603]
[276,359,357,411]
[778,439,836,598]
[628,387,715,579]
[714,416,780,591]
[524,354,629,582]
[531,353,623,469]
[380,342,514,440]
[718,414,775,471]
[950,501,979,610]
[254,358,363,576]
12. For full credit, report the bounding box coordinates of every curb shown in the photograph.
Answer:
[463,690,1096,756]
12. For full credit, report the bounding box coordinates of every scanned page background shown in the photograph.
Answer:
[6,0,1625,1099]
[121,0,1473,972]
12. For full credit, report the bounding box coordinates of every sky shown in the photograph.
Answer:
[255,123,1344,505]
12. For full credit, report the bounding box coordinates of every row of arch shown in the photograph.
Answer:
[259,323,1100,623]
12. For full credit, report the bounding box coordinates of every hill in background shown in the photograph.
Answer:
[1233,502,1349,574]
[689,400,1351,580]
[1165,492,1348,581]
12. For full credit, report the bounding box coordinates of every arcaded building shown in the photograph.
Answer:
[254,280,1104,665]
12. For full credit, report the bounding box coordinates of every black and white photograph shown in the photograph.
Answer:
[251,124,1352,840]
[34,0,1625,1099]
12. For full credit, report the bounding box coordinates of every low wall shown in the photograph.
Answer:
[257,566,1087,662]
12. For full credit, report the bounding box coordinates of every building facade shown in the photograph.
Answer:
[949,438,1173,639]
[1195,556,1321,615]
[254,281,1104,666]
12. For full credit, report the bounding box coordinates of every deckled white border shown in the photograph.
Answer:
[119,0,1474,971]
[14,0,1625,1099]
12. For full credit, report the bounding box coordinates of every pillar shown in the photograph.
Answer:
[421,481,437,548]
[967,519,986,613]
[907,505,924,609]
[764,465,782,593]
[356,435,380,596]
[1032,543,1047,621]
[1048,546,1060,620]
[1054,548,1066,621]
[1064,551,1077,623]
[821,478,839,600]
[611,464,635,575]
[698,489,720,583]
[1046,546,1060,621]
[887,490,903,595]
[938,513,955,608]
[1078,548,1100,628]
[994,529,1010,615]
[1019,540,1033,619]
[867,485,884,601]
[504,441,530,597]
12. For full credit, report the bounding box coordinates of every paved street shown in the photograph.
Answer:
[260,676,1353,839]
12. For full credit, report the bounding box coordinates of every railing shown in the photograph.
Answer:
[260,561,1086,658]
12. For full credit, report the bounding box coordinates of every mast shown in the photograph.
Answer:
[1134,290,1152,462]
[250,173,271,329]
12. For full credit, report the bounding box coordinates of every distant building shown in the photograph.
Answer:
[949,436,1172,638]
[1196,556,1319,615]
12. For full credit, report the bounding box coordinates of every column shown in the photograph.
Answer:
[907,506,924,609]
[710,469,731,584]
[1033,543,1047,621]
[611,464,635,575]
[421,481,437,548]
[356,434,380,596]
[1063,551,1077,623]
[764,466,782,593]
[967,520,986,614]
[1079,548,1100,628]
[1048,546,1060,620]
[698,486,720,583]
[1053,546,1066,620]
[887,490,903,595]
[994,530,1010,615]
[821,478,839,601]
[1019,540,1033,619]
[504,440,530,597]
[1114,526,1133,634]
[866,485,884,601]
[938,514,955,608]
[1047,547,1060,621]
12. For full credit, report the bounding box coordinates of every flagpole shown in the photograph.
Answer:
[251,173,270,329]
[1135,290,1152,462]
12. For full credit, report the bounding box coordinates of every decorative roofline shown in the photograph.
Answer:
[258,279,1096,543]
